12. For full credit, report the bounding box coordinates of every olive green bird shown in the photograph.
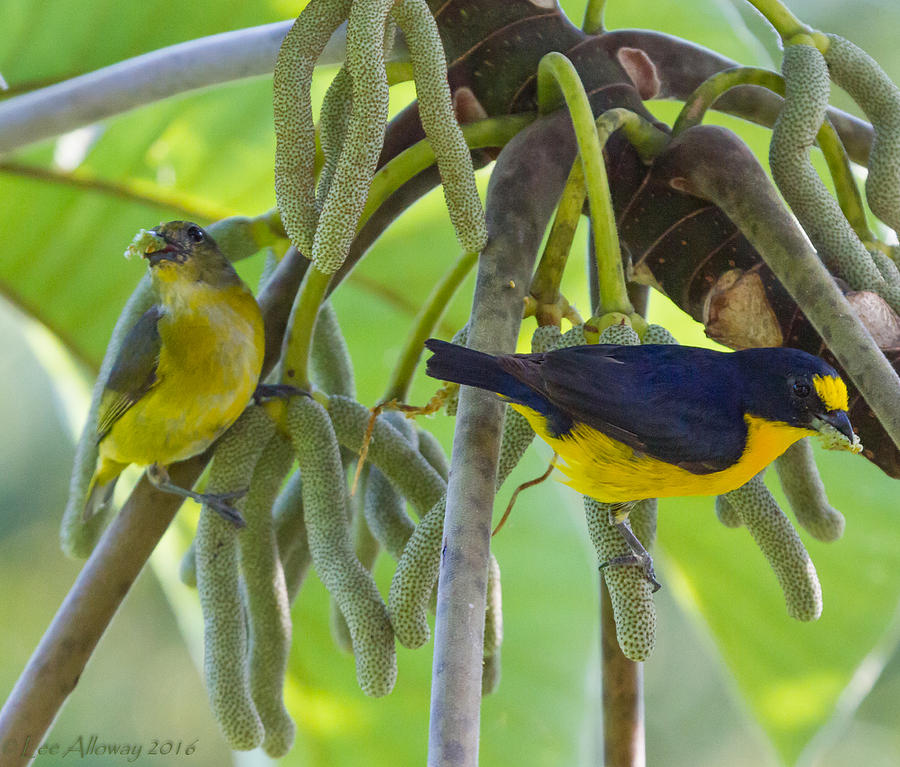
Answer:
[84,221,265,523]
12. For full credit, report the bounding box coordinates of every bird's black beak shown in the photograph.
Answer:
[816,409,855,443]
[144,233,181,266]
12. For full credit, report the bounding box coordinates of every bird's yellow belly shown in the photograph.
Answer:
[512,405,812,503]
[100,300,263,468]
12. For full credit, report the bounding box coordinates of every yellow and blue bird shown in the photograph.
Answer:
[425,338,855,583]
[84,221,265,523]
[425,339,854,501]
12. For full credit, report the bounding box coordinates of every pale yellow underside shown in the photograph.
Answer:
[511,404,812,503]
[97,280,264,477]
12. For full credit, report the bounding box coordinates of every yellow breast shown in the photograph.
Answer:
[512,404,812,503]
[100,283,264,467]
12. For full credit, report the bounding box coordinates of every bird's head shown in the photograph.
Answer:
[142,221,238,288]
[738,347,855,443]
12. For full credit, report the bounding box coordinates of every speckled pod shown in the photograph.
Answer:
[641,324,678,345]
[286,396,397,696]
[310,301,356,399]
[825,35,900,235]
[722,473,822,621]
[391,0,487,254]
[585,497,657,662]
[388,491,447,648]
[316,67,353,208]
[326,395,446,516]
[237,433,296,757]
[196,406,274,750]
[597,322,641,346]
[416,428,450,481]
[273,470,311,604]
[715,494,744,528]
[274,0,352,255]
[770,44,900,312]
[774,439,845,542]
[482,554,503,696]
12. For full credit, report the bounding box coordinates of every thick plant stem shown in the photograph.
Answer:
[658,126,900,450]
[582,0,607,35]
[384,249,477,401]
[601,577,645,767]
[427,111,577,767]
[281,265,332,389]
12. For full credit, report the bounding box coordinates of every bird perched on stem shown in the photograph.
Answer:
[84,221,265,524]
[425,338,857,586]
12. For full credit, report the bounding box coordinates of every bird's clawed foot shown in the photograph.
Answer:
[599,521,662,592]
[146,463,247,528]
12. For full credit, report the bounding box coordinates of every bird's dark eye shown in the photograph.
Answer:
[792,381,811,398]
[187,225,205,243]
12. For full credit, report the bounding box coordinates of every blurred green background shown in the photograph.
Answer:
[1,0,899,765]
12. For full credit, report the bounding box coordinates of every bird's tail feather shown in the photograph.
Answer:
[424,338,530,402]
[84,475,118,521]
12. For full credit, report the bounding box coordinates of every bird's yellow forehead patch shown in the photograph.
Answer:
[813,374,848,412]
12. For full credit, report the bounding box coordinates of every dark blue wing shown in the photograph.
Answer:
[500,344,748,472]
[96,306,163,441]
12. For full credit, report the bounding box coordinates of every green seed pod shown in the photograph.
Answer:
[285,396,397,696]
[416,428,450,481]
[330,465,380,654]
[196,406,275,750]
[482,554,503,696]
[327,395,446,516]
[391,0,487,254]
[388,491,447,648]
[274,0,352,255]
[770,44,900,311]
[825,35,900,234]
[530,324,563,353]
[559,323,589,347]
[273,470,312,604]
[628,498,658,551]
[722,473,822,621]
[641,324,679,345]
[871,248,900,285]
[715,494,744,528]
[310,301,356,399]
[316,66,353,208]
[61,278,153,558]
[597,323,641,346]
[774,439,845,542]
[584,497,657,662]
[496,409,535,489]
[311,0,393,273]
[237,432,296,758]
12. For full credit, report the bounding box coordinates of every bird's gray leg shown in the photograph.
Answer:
[600,516,662,592]
[146,463,246,527]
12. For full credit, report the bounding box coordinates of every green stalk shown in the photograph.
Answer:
[383,250,477,401]
[537,53,631,315]
[742,0,812,42]
[280,265,332,389]
[529,161,586,320]
[582,0,607,35]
